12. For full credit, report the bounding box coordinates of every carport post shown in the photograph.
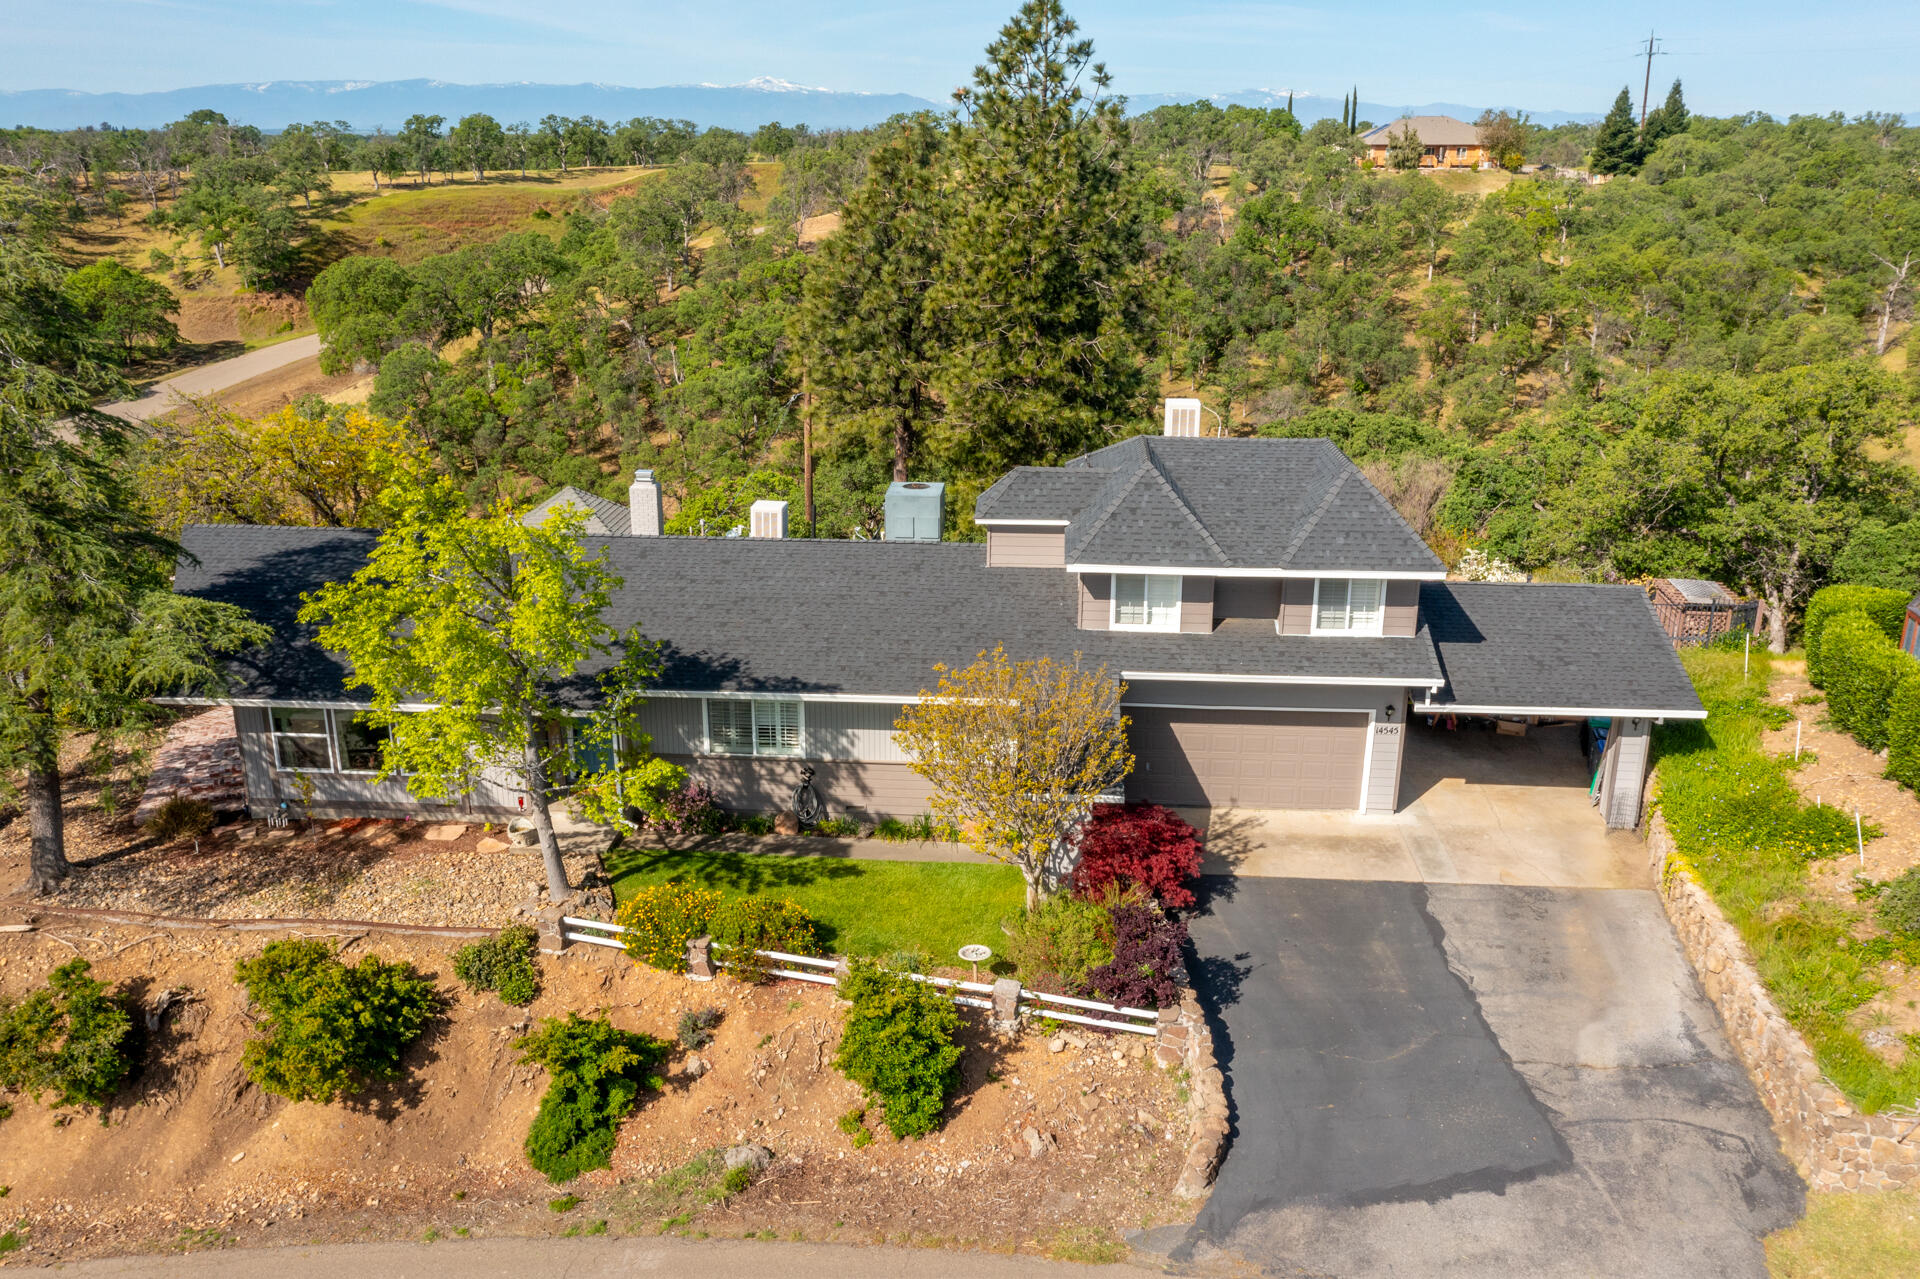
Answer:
[1599,717,1652,829]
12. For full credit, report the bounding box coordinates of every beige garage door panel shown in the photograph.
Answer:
[1127,708,1367,809]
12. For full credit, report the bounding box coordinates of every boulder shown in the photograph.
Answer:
[723,1143,773,1173]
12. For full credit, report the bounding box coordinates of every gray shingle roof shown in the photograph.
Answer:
[172,526,1444,707]
[523,486,631,536]
[1418,583,1705,718]
[974,437,1444,575]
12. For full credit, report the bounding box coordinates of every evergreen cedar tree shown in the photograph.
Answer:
[1,175,268,893]
[797,115,943,483]
[1071,803,1205,908]
[1588,88,1643,176]
[893,645,1132,910]
[927,0,1156,494]
[297,466,685,902]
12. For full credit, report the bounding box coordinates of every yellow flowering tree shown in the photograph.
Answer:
[894,646,1132,910]
[135,400,423,534]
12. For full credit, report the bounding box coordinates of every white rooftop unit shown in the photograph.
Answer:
[749,499,789,539]
[1163,398,1204,437]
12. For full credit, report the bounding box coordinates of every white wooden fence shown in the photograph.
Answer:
[559,915,1159,1036]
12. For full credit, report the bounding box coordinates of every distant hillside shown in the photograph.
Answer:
[1125,88,1601,128]
[0,78,944,133]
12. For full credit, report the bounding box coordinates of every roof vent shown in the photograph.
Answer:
[749,499,788,539]
[1163,398,1203,437]
[884,480,945,542]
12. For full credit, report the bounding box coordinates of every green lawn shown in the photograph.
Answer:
[604,847,1026,968]
[1767,1189,1920,1277]
[1658,646,1920,1111]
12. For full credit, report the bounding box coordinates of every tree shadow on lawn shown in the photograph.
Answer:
[604,848,864,897]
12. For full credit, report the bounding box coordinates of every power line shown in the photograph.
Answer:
[1637,30,1671,129]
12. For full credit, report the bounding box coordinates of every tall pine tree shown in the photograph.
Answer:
[1588,87,1643,176]
[925,0,1154,491]
[796,117,945,483]
[1641,79,1689,154]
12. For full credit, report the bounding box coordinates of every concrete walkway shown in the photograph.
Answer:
[32,1236,1135,1278]
[100,333,322,422]
[1187,719,1647,889]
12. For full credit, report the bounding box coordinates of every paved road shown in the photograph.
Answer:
[23,1236,1136,1278]
[1164,876,1802,1277]
[99,334,322,422]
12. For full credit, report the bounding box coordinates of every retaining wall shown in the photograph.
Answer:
[1649,812,1920,1189]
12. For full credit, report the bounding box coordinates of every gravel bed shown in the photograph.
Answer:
[27,818,615,927]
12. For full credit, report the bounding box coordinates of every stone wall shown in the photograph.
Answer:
[1155,980,1228,1200]
[1649,812,1920,1190]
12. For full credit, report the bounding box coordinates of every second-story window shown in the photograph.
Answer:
[1313,579,1384,634]
[1111,574,1181,631]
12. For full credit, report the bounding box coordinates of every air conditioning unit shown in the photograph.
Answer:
[1163,398,1203,437]
[749,499,788,539]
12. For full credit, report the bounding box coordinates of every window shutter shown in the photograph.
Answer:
[756,700,801,755]
[707,699,753,753]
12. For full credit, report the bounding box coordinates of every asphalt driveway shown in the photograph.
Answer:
[1162,876,1802,1277]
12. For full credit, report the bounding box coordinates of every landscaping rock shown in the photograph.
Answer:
[423,824,467,842]
[475,837,509,854]
[723,1143,773,1173]
[683,1055,710,1080]
[1048,1036,1066,1054]
[774,812,801,836]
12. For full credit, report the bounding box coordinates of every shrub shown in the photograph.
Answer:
[654,782,723,838]
[1887,674,1920,791]
[676,1007,723,1050]
[0,959,135,1111]
[1878,868,1920,938]
[1085,904,1190,1010]
[516,1013,670,1183]
[615,883,721,972]
[145,796,214,842]
[1071,803,1204,908]
[452,925,542,1006]
[833,962,962,1139]
[1804,584,1909,686]
[233,939,439,1103]
[1002,894,1114,994]
[1820,612,1918,750]
[711,897,818,983]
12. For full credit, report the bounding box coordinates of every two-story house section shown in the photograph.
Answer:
[166,406,1702,832]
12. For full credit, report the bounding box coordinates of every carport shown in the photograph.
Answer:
[1412,582,1707,828]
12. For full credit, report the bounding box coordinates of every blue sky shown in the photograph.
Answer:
[8,1,1919,116]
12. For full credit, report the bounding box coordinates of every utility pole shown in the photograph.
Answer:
[1637,31,1664,129]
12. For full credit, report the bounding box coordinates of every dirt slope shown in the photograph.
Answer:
[0,921,1187,1264]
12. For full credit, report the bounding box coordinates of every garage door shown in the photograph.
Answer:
[1125,708,1368,809]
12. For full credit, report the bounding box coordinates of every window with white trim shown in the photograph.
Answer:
[704,698,803,757]
[271,708,333,771]
[1312,579,1385,634]
[1110,574,1181,631]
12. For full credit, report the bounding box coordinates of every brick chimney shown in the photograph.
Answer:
[628,469,661,536]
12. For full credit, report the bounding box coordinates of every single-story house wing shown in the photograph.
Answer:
[165,414,1702,829]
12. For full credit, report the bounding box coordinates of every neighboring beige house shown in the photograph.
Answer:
[1360,115,1487,169]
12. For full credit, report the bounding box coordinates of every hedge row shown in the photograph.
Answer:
[1806,585,1920,788]
[1804,584,1909,686]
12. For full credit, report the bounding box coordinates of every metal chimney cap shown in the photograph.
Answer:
[633,468,654,483]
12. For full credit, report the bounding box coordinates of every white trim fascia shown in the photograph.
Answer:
[1122,670,1445,689]
[1120,701,1382,712]
[646,690,919,704]
[976,518,1070,527]
[1357,709,1378,814]
[156,696,443,713]
[1410,701,1708,721]
[156,691,921,709]
[1069,564,1448,581]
